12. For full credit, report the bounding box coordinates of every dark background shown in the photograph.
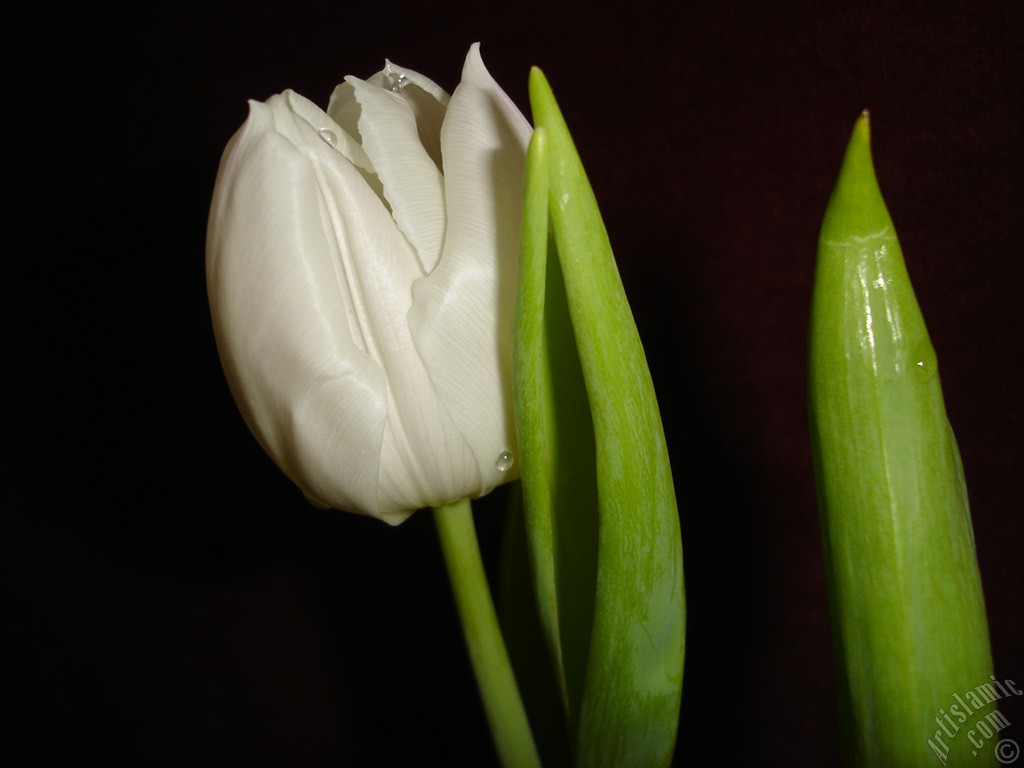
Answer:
[10,0,1021,765]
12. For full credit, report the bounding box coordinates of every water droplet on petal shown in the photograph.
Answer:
[383,60,408,93]
[319,128,337,147]
[495,451,514,472]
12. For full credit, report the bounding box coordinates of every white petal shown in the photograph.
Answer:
[322,131,484,516]
[281,89,371,172]
[381,59,450,170]
[207,96,390,518]
[209,91,492,521]
[408,44,533,492]
[346,75,447,274]
[330,60,450,170]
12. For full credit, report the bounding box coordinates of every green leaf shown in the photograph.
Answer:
[515,123,599,737]
[498,483,576,768]
[809,112,996,768]
[514,70,685,768]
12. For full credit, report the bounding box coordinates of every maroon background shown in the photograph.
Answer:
[10,0,1021,765]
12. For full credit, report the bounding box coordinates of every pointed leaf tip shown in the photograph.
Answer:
[844,110,875,170]
[527,68,563,133]
[528,124,547,156]
[528,66,550,96]
[849,110,872,157]
[820,111,890,246]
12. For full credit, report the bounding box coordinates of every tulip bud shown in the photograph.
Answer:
[810,112,995,767]
[207,45,532,524]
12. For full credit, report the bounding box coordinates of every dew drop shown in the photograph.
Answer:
[318,128,337,147]
[383,61,408,93]
[495,450,514,472]
[389,73,408,92]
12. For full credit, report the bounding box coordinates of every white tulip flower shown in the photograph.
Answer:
[207,44,531,524]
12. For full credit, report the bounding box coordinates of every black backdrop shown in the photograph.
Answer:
[10,0,1022,765]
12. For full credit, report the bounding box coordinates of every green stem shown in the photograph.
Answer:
[434,498,542,768]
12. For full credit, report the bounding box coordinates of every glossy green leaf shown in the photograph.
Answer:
[515,123,599,738]
[514,70,685,768]
[809,112,996,768]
